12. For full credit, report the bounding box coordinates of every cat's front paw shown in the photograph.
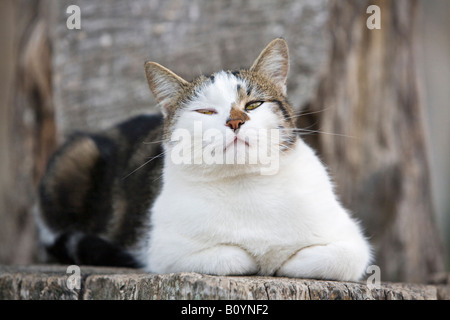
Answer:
[202,245,259,276]
[275,242,369,281]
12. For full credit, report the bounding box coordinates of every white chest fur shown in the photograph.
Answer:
[145,140,371,280]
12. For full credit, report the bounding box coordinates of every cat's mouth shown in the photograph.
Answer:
[223,136,250,151]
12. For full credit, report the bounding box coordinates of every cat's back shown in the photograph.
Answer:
[38,113,164,251]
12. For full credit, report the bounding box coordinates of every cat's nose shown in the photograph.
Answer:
[226,119,245,131]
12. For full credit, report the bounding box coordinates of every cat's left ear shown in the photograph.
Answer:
[145,61,189,117]
[250,38,289,95]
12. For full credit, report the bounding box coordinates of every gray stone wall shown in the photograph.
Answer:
[1,265,449,300]
[51,0,329,138]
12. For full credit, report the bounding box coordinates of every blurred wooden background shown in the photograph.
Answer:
[0,0,448,284]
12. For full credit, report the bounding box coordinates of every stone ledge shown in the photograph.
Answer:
[0,265,448,300]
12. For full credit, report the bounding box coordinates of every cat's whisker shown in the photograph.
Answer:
[295,106,331,118]
[279,106,330,122]
[151,172,165,183]
[121,150,167,180]
[281,127,357,139]
[295,119,321,131]
[141,139,166,145]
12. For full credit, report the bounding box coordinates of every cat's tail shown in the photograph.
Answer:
[45,231,142,268]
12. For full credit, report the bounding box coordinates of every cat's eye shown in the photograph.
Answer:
[245,101,263,111]
[195,109,217,115]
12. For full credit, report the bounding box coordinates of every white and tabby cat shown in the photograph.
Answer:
[37,38,371,281]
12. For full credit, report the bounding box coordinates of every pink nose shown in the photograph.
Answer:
[226,119,245,131]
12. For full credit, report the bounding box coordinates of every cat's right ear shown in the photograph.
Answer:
[250,38,289,96]
[145,62,189,117]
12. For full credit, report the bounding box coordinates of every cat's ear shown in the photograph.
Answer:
[250,38,289,95]
[145,61,189,116]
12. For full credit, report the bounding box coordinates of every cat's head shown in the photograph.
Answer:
[145,38,297,178]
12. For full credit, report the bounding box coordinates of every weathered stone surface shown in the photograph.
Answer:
[429,272,450,300]
[0,265,445,300]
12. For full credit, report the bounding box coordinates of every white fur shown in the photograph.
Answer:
[144,73,372,281]
[34,204,57,247]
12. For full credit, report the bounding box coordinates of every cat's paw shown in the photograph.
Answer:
[200,245,259,276]
[275,243,369,281]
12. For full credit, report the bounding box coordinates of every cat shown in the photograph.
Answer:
[37,38,372,281]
